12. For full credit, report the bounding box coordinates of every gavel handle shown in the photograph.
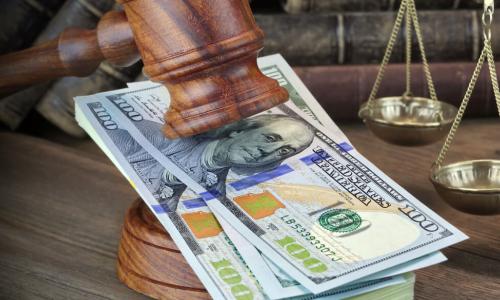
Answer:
[0,11,140,96]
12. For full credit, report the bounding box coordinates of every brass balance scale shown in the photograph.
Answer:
[358,0,458,146]
[360,0,500,215]
[431,0,500,215]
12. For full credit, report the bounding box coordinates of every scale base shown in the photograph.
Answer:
[117,199,210,300]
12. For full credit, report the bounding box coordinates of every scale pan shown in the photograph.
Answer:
[431,160,500,215]
[359,96,457,146]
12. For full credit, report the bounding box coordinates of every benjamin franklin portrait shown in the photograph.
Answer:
[111,114,314,212]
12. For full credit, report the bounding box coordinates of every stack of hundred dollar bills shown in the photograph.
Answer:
[75,54,467,300]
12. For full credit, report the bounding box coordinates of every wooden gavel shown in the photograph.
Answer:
[0,0,288,138]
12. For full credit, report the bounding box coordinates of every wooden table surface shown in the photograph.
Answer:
[0,119,499,299]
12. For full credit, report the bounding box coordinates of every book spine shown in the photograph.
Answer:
[134,72,149,82]
[0,0,116,130]
[34,0,116,42]
[256,10,489,66]
[0,0,65,54]
[34,3,143,137]
[293,62,500,122]
[36,61,143,137]
[281,0,495,14]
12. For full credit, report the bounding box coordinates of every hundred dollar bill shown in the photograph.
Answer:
[86,83,467,293]
[252,55,446,293]
[109,83,445,299]
[76,88,407,300]
[78,55,411,299]
[77,105,265,299]
[80,54,465,292]
[126,54,447,298]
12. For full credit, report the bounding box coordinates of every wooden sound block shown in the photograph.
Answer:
[117,199,210,300]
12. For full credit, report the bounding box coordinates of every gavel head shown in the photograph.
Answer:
[118,0,289,138]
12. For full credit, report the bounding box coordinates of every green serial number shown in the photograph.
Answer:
[280,215,341,262]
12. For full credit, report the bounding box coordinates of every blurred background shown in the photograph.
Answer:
[0,0,499,145]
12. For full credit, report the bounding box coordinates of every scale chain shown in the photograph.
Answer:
[408,0,438,101]
[434,44,490,168]
[367,0,407,108]
[482,0,500,115]
[486,41,500,116]
[405,0,412,96]
[434,1,500,168]
[367,0,438,109]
